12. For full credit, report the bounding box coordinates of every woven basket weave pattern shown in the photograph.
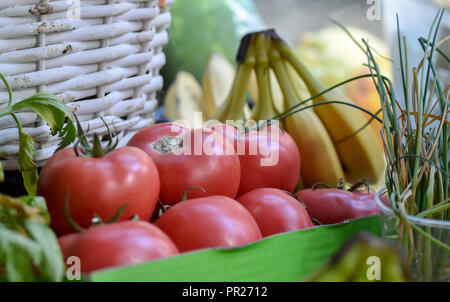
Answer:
[0,0,172,170]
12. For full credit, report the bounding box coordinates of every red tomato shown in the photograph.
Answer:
[237,188,314,237]
[59,220,178,274]
[154,196,262,252]
[38,147,160,236]
[295,188,381,224]
[127,123,241,205]
[213,124,300,196]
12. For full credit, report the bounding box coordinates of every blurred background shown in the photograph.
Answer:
[255,0,384,44]
[158,0,449,122]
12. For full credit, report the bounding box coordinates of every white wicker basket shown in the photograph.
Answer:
[0,0,173,170]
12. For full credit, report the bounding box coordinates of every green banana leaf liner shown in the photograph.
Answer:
[90,215,381,282]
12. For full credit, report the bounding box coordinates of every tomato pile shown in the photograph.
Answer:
[37,122,380,274]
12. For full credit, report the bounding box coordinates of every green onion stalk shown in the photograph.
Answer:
[347,10,449,281]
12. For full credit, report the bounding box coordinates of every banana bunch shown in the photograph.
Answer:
[212,30,386,187]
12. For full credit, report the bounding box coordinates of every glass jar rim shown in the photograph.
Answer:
[375,185,450,229]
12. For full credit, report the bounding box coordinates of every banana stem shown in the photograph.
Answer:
[252,34,278,122]
[212,67,239,121]
[227,63,253,121]
[213,39,255,122]
[267,42,300,110]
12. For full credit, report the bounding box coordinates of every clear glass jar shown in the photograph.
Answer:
[375,186,450,281]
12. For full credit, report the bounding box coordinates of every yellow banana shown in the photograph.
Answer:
[212,38,255,122]
[287,66,346,187]
[250,34,279,122]
[164,71,204,128]
[285,110,345,187]
[164,84,177,119]
[249,69,284,114]
[274,39,385,184]
[268,42,345,187]
[202,53,235,119]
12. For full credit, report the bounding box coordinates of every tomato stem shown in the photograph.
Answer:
[73,115,118,158]
[64,190,130,231]
[157,199,168,213]
[181,186,206,201]
[92,134,104,157]
[156,199,171,218]
[282,190,308,209]
[348,179,371,193]
[63,191,85,233]
[311,183,333,190]
[311,178,371,193]
[337,179,346,190]
[311,217,323,225]
[106,203,128,223]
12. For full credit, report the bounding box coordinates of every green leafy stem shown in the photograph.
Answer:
[0,193,65,281]
[0,72,76,196]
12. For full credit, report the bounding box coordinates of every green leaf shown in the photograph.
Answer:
[10,92,76,151]
[0,162,4,183]
[17,195,48,212]
[24,220,64,282]
[90,216,381,282]
[17,195,50,225]
[0,199,64,282]
[15,121,38,196]
[0,225,41,282]
[24,103,65,135]
[0,193,48,227]
[0,74,77,193]
[57,118,76,152]
[0,72,12,108]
